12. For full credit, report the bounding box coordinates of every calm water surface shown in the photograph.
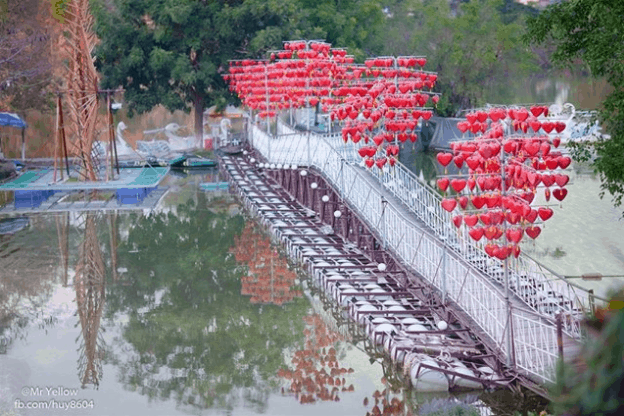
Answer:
[3,172,539,416]
[400,151,624,299]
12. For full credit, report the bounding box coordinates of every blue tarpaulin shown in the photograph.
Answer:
[0,113,27,129]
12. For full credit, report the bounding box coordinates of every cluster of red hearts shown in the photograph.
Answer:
[436,107,570,261]
[225,40,441,169]
[225,40,354,119]
[331,56,440,170]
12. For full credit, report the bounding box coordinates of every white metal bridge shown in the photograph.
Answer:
[246,118,605,386]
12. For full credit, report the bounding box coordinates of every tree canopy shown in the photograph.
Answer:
[91,0,384,142]
[524,0,624,215]
[378,0,539,116]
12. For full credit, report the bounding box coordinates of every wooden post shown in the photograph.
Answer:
[58,97,70,177]
[21,128,25,161]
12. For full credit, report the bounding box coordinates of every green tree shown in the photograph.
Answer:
[379,0,539,116]
[524,0,624,215]
[91,0,384,143]
[549,291,624,415]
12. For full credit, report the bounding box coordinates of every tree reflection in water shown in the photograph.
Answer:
[105,197,310,412]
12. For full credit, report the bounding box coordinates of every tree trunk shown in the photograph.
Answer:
[193,93,204,148]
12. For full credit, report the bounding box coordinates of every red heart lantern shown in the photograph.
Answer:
[538,207,553,221]
[525,226,541,239]
[464,214,479,227]
[450,179,467,192]
[441,198,457,212]
[469,227,484,241]
[553,188,567,201]
[453,215,463,228]
[436,153,453,167]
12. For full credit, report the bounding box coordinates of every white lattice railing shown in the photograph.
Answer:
[249,123,569,383]
[273,120,605,339]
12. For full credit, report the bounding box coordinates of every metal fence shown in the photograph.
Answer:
[249,122,586,384]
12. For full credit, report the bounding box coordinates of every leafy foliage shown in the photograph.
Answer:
[0,0,55,113]
[91,0,385,139]
[524,0,624,216]
[549,290,624,415]
[379,0,539,116]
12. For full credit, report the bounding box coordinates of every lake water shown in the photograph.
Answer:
[0,171,551,416]
[399,150,624,301]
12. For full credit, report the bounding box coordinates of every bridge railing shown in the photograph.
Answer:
[273,120,605,339]
[250,124,562,384]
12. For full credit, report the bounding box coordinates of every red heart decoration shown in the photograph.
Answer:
[523,191,535,204]
[541,174,555,187]
[464,214,479,227]
[480,212,492,226]
[530,106,543,117]
[545,188,551,202]
[441,198,457,212]
[512,245,521,258]
[553,188,567,201]
[525,226,541,239]
[558,156,572,169]
[469,227,484,241]
[476,176,487,191]
[467,178,476,191]
[503,140,517,154]
[540,142,551,157]
[546,158,559,170]
[453,155,464,169]
[555,174,569,187]
[491,210,504,225]
[525,209,538,223]
[538,207,553,221]
[555,121,566,133]
[529,119,542,132]
[485,194,501,208]
[373,135,384,146]
[516,108,529,122]
[465,156,481,171]
[451,179,467,193]
[478,145,492,159]
[485,244,496,257]
[495,246,510,260]
[552,137,561,148]
[476,111,488,123]
[506,211,520,224]
[471,195,485,209]
[525,142,540,157]
[365,158,374,168]
[484,226,498,240]
[375,158,387,169]
[470,123,481,134]
[457,121,470,133]
[458,196,469,210]
[453,215,463,228]
[541,121,554,133]
[506,228,524,244]
[466,113,478,124]
[388,158,396,167]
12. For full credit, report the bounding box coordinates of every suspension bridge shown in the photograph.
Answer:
[221,116,604,397]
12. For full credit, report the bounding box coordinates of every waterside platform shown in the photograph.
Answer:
[0,167,169,191]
